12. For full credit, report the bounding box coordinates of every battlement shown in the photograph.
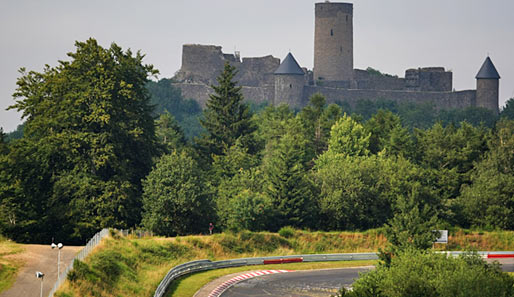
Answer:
[405,67,452,92]
[315,2,353,17]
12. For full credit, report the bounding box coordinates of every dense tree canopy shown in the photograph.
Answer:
[0,39,159,243]
[458,119,514,229]
[141,151,211,236]
[1,40,513,243]
[146,78,203,138]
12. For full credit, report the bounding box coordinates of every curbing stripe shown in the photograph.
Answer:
[207,270,291,297]
[487,254,514,258]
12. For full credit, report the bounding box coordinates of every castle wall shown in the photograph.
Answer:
[314,2,353,82]
[173,80,476,112]
[303,86,476,110]
[405,67,452,92]
[174,44,279,88]
[238,56,280,87]
[172,82,273,108]
[176,44,227,85]
[353,69,405,90]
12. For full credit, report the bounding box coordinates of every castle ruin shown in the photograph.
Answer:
[172,2,500,113]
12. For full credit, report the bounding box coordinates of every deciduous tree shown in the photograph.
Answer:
[142,151,212,236]
[1,39,159,242]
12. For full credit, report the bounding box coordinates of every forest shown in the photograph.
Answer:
[0,39,513,244]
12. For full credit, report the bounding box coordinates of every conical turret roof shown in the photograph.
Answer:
[476,57,500,79]
[274,53,304,75]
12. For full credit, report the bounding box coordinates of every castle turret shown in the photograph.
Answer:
[314,2,353,83]
[475,57,500,113]
[274,53,305,108]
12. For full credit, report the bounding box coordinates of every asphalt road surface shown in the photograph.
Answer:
[492,258,514,272]
[221,259,514,297]
[221,267,372,297]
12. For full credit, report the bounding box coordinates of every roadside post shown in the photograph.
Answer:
[36,271,44,297]
[51,243,64,278]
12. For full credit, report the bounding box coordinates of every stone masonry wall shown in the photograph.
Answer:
[274,74,306,108]
[303,86,476,110]
[405,67,452,92]
[173,81,476,112]
[353,69,405,90]
[174,44,279,88]
[175,44,226,85]
[238,56,280,87]
[476,79,499,113]
[172,82,274,108]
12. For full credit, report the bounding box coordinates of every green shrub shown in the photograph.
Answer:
[337,249,514,297]
[244,233,290,252]
[278,226,295,238]
[89,250,125,285]
[186,238,208,249]
[219,234,246,253]
[67,259,98,283]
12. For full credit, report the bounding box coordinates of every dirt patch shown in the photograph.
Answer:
[0,244,83,297]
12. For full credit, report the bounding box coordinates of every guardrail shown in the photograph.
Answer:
[153,250,514,297]
[47,228,110,297]
[153,252,379,297]
[44,229,514,297]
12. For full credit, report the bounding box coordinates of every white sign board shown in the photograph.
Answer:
[433,230,448,244]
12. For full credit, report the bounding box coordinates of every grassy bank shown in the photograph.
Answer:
[54,229,514,297]
[0,236,24,293]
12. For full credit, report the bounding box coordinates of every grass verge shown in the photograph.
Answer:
[55,228,514,297]
[166,260,377,297]
[0,236,24,293]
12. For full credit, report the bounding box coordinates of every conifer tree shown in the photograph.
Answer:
[0,128,7,155]
[196,62,257,163]
[262,129,316,230]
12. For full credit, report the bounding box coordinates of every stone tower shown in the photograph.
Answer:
[314,2,353,83]
[475,57,500,113]
[274,53,305,108]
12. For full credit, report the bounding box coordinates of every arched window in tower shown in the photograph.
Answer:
[346,15,348,22]
[340,46,343,53]
[330,29,333,36]
[289,84,292,88]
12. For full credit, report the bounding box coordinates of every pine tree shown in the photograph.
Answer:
[263,130,316,230]
[196,62,257,163]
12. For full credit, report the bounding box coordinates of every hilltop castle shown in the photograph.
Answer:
[171,2,500,113]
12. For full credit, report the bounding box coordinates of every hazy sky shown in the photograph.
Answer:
[1,0,513,132]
